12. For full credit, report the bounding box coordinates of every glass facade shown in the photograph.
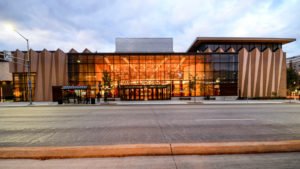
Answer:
[0,81,13,101]
[68,53,238,100]
[13,73,36,101]
[196,42,282,52]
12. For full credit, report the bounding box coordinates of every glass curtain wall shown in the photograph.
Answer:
[68,53,238,98]
[196,43,282,52]
[13,73,36,101]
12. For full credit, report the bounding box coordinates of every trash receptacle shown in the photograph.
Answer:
[91,98,95,104]
[206,95,210,100]
[58,99,63,104]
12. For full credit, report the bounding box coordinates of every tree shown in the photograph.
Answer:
[102,71,112,95]
[189,75,197,103]
[287,67,298,95]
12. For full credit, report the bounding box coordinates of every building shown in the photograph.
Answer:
[115,38,173,53]
[9,49,68,101]
[0,53,13,102]
[286,55,300,90]
[8,37,296,102]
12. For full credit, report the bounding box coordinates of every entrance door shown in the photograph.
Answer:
[163,88,167,99]
[158,88,162,100]
[135,88,140,100]
[153,88,156,100]
[120,85,171,101]
[140,88,144,100]
[129,89,132,100]
[147,88,152,100]
[126,89,130,100]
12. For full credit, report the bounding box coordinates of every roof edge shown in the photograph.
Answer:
[187,37,296,52]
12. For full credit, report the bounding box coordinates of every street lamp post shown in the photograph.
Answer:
[11,28,32,105]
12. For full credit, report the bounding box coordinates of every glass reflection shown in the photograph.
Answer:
[68,53,238,99]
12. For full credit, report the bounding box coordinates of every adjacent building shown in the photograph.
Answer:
[0,54,13,102]
[8,37,296,101]
[287,55,300,90]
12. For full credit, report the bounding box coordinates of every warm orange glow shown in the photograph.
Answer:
[14,90,21,97]
[69,53,238,99]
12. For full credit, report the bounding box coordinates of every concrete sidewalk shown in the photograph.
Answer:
[113,99,300,105]
[0,102,59,107]
[2,153,300,169]
[0,99,299,107]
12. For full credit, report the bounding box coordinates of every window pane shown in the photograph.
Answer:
[212,54,219,62]
[205,63,212,71]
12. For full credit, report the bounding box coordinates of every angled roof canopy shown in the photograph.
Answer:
[187,37,296,52]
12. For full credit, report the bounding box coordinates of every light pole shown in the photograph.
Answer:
[6,25,32,105]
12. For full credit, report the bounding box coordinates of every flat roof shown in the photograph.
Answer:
[115,38,173,53]
[286,55,300,62]
[187,37,296,52]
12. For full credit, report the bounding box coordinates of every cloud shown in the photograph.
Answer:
[0,0,299,57]
[0,22,113,52]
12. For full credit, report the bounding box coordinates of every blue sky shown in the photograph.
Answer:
[0,0,299,57]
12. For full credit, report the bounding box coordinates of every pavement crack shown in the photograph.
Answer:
[150,106,178,169]
[169,143,179,169]
[149,106,169,143]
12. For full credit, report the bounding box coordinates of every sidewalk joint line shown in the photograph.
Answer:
[169,143,179,169]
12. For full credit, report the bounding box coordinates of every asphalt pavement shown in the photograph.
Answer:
[0,104,299,147]
[1,153,299,169]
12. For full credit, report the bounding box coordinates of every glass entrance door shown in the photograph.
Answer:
[120,85,171,101]
[148,88,153,100]
[140,88,144,100]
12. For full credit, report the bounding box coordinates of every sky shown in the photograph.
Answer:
[0,0,299,57]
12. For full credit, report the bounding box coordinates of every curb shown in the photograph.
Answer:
[1,140,300,159]
[0,144,171,159]
[1,103,299,108]
[172,140,300,155]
